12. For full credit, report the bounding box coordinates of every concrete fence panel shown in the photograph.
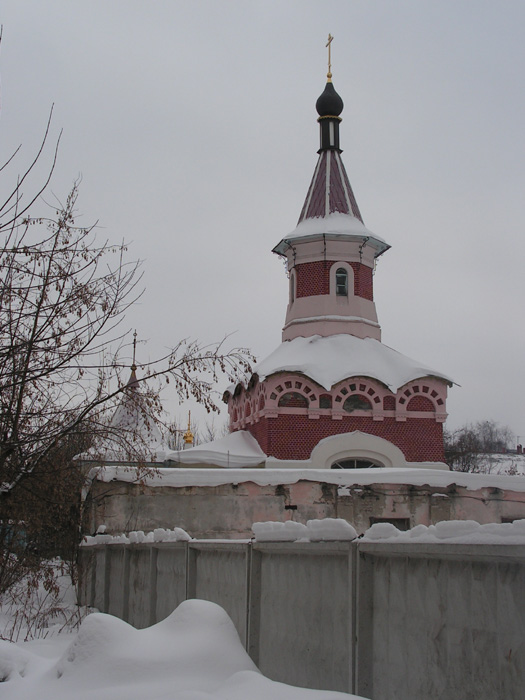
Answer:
[250,542,355,693]
[127,546,155,628]
[155,543,187,623]
[106,545,129,620]
[187,542,250,646]
[93,547,107,613]
[356,543,525,700]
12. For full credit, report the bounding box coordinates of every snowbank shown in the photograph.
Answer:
[82,526,191,547]
[252,520,309,542]
[252,518,357,542]
[0,600,364,700]
[254,334,452,392]
[362,518,525,544]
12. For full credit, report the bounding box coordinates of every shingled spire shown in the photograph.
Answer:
[298,70,363,223]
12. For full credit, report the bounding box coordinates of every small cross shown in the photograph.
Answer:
[326,33,333,79]
[132,329,137,368]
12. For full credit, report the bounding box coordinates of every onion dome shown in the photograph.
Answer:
[316,81,344,117]
[316,79,343,152]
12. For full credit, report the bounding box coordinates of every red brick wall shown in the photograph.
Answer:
[406,396,435,412]
[246,414,444,463]
[295,261,330,297]
[351,263,373,301]
[294,261,373,301]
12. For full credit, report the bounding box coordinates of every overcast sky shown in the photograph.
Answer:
[1,1,524,440]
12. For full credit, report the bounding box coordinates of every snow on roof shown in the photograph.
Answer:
[273,212,389,256]
[254,334,453,392]
[92,466,525,494]
[165,430,266,468]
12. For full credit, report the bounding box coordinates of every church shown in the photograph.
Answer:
[82,54,525,539]
[178,58,453,471]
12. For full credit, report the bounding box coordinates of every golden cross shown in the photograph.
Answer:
[326,33,333,79]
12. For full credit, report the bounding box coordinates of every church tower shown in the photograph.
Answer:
[225,46,452,469]
[274,72,388,344]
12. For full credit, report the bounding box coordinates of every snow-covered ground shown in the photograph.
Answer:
[474,452,525,475]
[0,599,365,700]
[0,562,86,644]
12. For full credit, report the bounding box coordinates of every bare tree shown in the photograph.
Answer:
[0,117,253,597]
[444,419,514,472]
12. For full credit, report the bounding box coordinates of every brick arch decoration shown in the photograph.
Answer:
[333,379,383,411]
[278,391,309,408]
[398,383,444,411]
[342,394,372,413]
[267,377,317,408]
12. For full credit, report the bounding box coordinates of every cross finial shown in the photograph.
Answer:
[131,330,137,370]
[326,33,333,81]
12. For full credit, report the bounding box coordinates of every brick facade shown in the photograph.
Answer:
[351,262,373,301]
[246,414,445,463]
[294,260,374,301]
[406,395,435,412]
[295,260,330,297]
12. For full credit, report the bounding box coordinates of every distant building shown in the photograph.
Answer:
[78,364,168,469]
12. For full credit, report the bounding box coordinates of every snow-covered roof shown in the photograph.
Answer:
[92,466,525,493]
[253,334,453,392]
[166,430,266,469]
[273,212,389,257]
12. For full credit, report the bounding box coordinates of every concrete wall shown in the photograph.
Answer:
[79,539,525,699]
[355,543,525,700]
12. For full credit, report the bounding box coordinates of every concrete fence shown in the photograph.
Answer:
[79,540,525,700]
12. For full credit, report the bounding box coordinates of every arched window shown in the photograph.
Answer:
[331,458,381,469]
[335,268,348,297]
[289,272,295,303]
[343,395,372,413]
[278,392,309,408]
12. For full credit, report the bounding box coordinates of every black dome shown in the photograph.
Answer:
[315,81,344,117]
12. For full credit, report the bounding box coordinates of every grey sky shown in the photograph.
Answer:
[1,1,524,439]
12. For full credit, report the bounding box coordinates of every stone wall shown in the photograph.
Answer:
[85,475,525,539]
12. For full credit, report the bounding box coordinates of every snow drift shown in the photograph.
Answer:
[1,599,364,700]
